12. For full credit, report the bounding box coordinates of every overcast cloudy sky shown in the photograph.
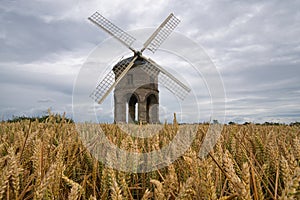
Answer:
[1,0,299,123]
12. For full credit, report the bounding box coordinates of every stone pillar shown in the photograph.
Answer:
[138,100,147,123]
[149,103,159,123]
[146,93,159,124]
[153,94,159,123]
[114,95,126,123]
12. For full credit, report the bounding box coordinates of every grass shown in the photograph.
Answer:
[0,113,299,199]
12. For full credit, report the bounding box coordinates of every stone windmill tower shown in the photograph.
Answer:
[88,12,191,123]
[113,57,159,123]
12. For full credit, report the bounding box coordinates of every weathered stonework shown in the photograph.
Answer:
[113,57,159,123]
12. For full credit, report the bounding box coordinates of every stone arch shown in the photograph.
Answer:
[125,93,139,123]
[146,93,159,123]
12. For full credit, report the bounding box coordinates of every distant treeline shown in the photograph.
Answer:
[5,114,74,123]
[228,121,300,126]
[3,115,299,126]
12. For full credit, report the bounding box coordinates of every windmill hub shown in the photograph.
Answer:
[134,51,142,57]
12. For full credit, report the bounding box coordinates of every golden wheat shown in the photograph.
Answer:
[0,114,299,199]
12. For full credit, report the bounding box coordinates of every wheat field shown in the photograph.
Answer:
[0,114,299,200]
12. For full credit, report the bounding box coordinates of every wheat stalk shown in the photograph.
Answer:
[222,150,248,198]
[176,177,195,200]
[150,179,165,200]
[279,167,300,200]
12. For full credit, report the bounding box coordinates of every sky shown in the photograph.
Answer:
[0,0,300,123]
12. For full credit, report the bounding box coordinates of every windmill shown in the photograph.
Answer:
[88,12,191,123]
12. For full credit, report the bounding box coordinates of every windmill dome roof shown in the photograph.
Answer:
[112,56,150,77]
[113,56,148,70]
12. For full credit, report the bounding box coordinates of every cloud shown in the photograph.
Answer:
[0,0,299,123]
[37,98,55,103]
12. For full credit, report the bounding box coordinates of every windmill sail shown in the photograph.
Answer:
[142,13,180,53]
[89,12,190,104]
[90,70,115,103]
[88,12,136,51]
[159,71,190,100]
[90,56,138,104]
[140,57,191,100]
